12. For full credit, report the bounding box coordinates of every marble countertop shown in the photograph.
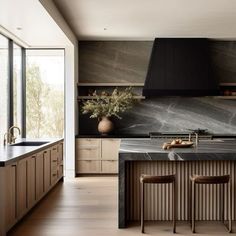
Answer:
[0,138,63,166]
[119,138,236,160]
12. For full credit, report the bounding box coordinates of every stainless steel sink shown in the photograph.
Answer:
[11,141,49,146]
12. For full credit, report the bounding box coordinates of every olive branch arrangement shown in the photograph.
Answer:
[81,87,136,119]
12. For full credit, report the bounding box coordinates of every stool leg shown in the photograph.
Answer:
[141,182,144,233]
[228,181,232,233]
[173,180,176,233]
[192,181,196,233]
[189,180,192,226]
[222,184,225,224]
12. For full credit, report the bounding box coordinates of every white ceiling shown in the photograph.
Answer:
[53,0,236,40]
[0,0,70,47]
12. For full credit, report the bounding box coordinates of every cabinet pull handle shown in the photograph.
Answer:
[44,151,47,154]
[11,164,17,167]
[53,148,57,150]
[52,173,57,176]
[52,160,57,163]
[32,155,36,158]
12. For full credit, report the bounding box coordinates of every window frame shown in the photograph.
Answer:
[0,33,25,137]
[0,32,65,139]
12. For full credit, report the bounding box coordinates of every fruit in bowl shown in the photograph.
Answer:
[162,139,194,150]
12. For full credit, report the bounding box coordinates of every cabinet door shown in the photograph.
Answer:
[58,164,63,178]
[5,163,17,229]
[101,139,120,160]
[101,160,118,173]
[58,142,63,164]
[36,152,44,200]
[27,155,36,208]
[43,149,51,193]
[17,158,28,218]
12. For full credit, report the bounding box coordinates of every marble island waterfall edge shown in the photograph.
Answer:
[118,139,236,228]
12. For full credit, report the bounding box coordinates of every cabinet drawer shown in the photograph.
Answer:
[51,170,58,185]
[51,158,58,171]
[76,138,101,148]
[101,139,120,160]
[77,148,100,160]
[51,145,58,161]
[77,160,101,173]
[101,160,118,173]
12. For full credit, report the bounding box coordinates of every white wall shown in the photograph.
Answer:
[40,0,78,178]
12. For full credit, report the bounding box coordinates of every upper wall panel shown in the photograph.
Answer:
[79,41,152,83]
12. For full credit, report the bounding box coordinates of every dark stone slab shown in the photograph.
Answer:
[79,41,152,83]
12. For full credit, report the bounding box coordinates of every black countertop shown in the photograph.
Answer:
[0,138,63,166]
[76,133,236,139]
[119,138,236,160]
[76,134,150,139]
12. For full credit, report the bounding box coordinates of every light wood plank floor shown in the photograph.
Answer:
[8,177,236,236]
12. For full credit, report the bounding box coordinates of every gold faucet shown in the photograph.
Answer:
[3,126,21,145]
[3,132,12,146]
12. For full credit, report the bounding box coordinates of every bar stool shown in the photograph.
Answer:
[190,174,232,233]
[140,174,176,234]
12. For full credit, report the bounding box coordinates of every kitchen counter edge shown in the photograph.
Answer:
[0,138,63,167]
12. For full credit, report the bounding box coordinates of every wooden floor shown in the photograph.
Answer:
[8,177,236,236]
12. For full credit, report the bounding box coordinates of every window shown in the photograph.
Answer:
[13,43,22,134]
[0,34,9,142]
[26,49,64,138]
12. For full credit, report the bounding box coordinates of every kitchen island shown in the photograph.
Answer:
[119,138,236,228]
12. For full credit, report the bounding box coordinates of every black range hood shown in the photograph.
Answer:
[143,38,219,97]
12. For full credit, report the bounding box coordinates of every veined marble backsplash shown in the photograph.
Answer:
[79,97,236,134]
[116,97,236,134]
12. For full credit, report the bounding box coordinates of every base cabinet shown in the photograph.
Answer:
[2,140,64,235]
[76,138,120,174]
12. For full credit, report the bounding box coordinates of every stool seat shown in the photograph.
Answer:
[190,174,230,184]
[140,174,176,184]
[140,174,176,233]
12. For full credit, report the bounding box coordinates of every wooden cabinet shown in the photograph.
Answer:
[17,158,27,218]
[5,163,17,230]
[43,149,51,192]
[76,138,120,174]
[36,152,44,200]
[27,155,36,208]
[1,140,64,235]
